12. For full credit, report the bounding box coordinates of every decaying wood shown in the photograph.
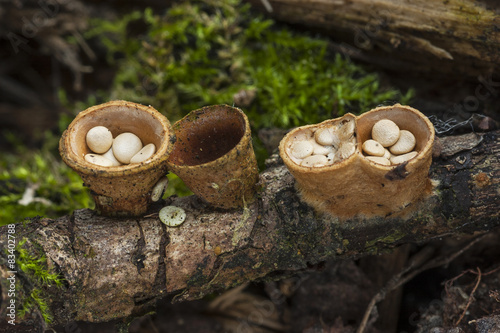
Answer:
[0,130,498,329]
[246,0,500,78]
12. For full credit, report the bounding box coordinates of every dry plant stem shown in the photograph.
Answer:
[454,267,482,326]
[444,265,500,326]
[356,235,486,333]
[445,265,500,291]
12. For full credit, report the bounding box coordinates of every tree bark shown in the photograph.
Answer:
[245,0,500,79]
[0,130,498,330]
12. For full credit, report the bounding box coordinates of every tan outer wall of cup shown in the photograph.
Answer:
[167,105,259,209]
[279,104,435,218]
[59,100,174,217]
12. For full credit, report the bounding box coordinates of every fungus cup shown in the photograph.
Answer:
[166,105,259,209]
[279,104,434,218]
[59,100,174,217]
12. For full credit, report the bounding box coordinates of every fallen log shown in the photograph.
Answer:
[246,0,500,78]
[0,130,498,330]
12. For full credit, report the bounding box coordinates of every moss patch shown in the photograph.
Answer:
[15,238,64,324]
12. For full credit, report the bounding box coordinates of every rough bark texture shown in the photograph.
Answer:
[0,130,498,330]
[246,0,500,78]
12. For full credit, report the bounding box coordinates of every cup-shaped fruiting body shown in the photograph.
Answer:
[279,104,434,218]
[356,104,434,216]
[280,114,359,217]
[166,105,259,209]
[59,100,174,217]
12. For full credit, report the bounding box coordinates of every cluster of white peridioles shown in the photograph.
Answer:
[84,126,156,167]
[361,119,418,166]
[286,118,357,167]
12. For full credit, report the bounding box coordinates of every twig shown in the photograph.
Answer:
[356,234,486,333]
[445,270,470,295]
[484,266,500,276]
[444,265,500,326]
[455,267,481,326]
[445,265,500,296]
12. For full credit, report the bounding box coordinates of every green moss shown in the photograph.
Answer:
[364,229,406,250]
[163,173,193,198]
[15,238,65,324]
[18,288,53,324]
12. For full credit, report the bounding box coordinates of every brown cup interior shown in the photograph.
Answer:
[68,104,166,167]
[169,106,246,166]
[357,106,433,152]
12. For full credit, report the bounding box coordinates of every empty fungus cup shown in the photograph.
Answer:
[166,105,259,209]
[279,104,434,218]
[59,100,175,217]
